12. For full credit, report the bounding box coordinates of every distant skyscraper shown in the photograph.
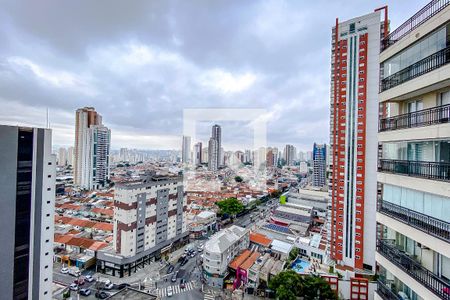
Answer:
[208,138,218,171]
[244,149,252,164]
[74,107,111,190]
[283,144,296,166]
[182,136,191,164]
[211,124,221,167]
[194,142,202,166]
[208,124,221,170]
[0,125,55,300]
[58,147,67,166]
[67,146,74,166]
[201,147,209,164]
[329,11,380,272]
[312,143,326,187]
[298,151,305,162]
[266,148,275,167]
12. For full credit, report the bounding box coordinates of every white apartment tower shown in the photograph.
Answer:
[375,1,450,299]
[211,124,222,167]
[182,135,191,165]
[96,173,188,277]
[0,125,56,300]
[74,107,111,190]
[208,137,218,172]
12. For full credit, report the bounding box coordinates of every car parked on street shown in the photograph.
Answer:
[69,283,78,291]
[171,271,178,282]
[74,277,85,285]
[79,288,91,296]
[85,275,95,282]
[95,291,110,299]
[167,265,174,274]
[61,267,69,274]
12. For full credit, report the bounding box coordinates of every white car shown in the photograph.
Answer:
[104,282,114,290]
[85,275,95,282]
[61,267,69,274]
[167,286,173,297]
[69,283,78,291]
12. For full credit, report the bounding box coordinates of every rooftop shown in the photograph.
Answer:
[249,232,272,247]
[229,249,252,270]
[204,225,248,253]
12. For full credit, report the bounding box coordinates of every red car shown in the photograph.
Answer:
[74,277,85,285]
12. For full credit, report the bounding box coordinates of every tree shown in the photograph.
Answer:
[269,271,338,300]
[269,270,303,300]
[301,276,338,300]
[234,176,243,183]
[216,197,244,216]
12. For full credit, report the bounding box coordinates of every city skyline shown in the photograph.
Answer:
[0,1,426,151]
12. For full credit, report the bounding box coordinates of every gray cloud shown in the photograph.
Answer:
[0,0,427,151]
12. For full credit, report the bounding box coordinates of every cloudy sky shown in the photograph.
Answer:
[0,0,426,151]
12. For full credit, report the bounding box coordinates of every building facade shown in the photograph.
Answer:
[212,124,222,167]
[312,143,327,187]
[283,144,296,166]
[203,225,249,288]
[0,125,56,300]
[182,135,191,165]
[97,173,188,277]
[74,107,111,190]
[375,1,450,299]
[193,142,202,166]
[329,10,381,273]
[208,137,218,172]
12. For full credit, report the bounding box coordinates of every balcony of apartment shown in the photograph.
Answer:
[377,199,450,257]
[376,239,450,300]
[379,104,450,142]
[378,199,450,243]
[378,159,450,181]
[380,45,450,102]
[375,279,402,300]
[381,0,450,53]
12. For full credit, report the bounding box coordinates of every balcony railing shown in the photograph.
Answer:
[376,280,401,300]
[379,104,450,132]
[378,199,450,242]
[377,239,450,299]
[381,0,450,51]
[378,159,450,181]
[381,46,450,92]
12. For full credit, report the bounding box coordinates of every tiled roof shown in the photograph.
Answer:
[229,249,252,270]
[250,232,272,247]
[240,252,260,270]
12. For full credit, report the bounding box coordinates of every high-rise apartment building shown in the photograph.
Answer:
[97,172,188,277]
[375,1,450,299]
[208,137,218,171]
[329,10,381,273]
[283,144,296,166]
[194,142,202,166]
[201,147,209,164]
[211,124,222,167]
[266,148,275,167]
[67,146,74,166]
[312,143,326,187]
[0,125,55,300]
[58,147,67,166]
[182,136,191,164]
[74,107,111,190]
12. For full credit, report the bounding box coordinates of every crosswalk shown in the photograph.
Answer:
[157,281,198,298]
[203,292,216,300]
